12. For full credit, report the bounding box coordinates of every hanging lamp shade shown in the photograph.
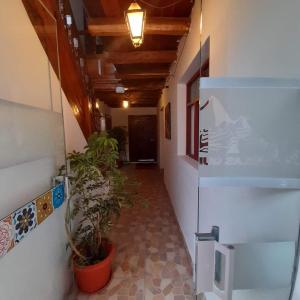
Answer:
[122,100,129,108]
[125,1,146,48]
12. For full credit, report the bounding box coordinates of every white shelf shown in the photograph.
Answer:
[199,177,300,189]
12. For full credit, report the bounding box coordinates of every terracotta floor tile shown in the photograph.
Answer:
[72,166,194,299]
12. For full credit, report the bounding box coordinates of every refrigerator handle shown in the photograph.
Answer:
[213,242,235,300]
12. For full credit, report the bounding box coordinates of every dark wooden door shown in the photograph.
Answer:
[128,115,157,162]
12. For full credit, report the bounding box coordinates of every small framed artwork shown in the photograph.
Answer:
[165,102,171,139]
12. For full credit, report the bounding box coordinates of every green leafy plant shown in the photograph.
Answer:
[63,132,137,266]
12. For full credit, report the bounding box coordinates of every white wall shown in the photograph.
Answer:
[0,1,86,299]
[111,107,157,161]
[0,2,51,110]
[202,0,300,78]
[159,1,300,298]
[111,107,157,127]
[158,0,201,260]
[62,92,87,154]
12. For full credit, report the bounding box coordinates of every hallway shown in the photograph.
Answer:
[76,166,193,300]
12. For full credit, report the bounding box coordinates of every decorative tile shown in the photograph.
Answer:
[13,201,37,243]
[52,182,65,209]
[36,191,53,224]
[0,215,15,258]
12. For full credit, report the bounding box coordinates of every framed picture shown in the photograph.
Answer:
[165,102,171,139]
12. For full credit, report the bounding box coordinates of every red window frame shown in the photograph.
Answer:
[186,71,200,160]
[186,60,209,160]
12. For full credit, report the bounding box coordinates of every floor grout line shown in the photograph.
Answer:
[74,166,194,300]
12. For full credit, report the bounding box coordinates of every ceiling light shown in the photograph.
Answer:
[95,99,100,109]
[73,105,80,116]
[88,101,92,111]
[125,1,146,48]
[123,100,129,109]
[200,12,203,34]
[116,86,125,94]
[65,15,72,27]
[73,37,79,48]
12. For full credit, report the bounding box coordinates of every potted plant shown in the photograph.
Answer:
[108,126,127,167]
[63,132,136,293]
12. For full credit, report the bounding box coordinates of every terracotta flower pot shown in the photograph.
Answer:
[73,243,116,293]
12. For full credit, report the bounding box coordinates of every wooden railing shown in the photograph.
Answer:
[22,0,94,138]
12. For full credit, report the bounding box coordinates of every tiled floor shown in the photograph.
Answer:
[73,165,194,299]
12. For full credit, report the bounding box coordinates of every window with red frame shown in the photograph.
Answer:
[186,60,209,160]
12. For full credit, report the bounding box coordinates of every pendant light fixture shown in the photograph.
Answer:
[123,100,129,109]
[125,1,146,48]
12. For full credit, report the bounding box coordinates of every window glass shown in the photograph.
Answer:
[190,105,195,155]
[188,77,200,104]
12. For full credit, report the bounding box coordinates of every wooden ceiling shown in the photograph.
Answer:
[83,0,194,107]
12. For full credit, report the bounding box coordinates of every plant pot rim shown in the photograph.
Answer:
[73,242,115,272]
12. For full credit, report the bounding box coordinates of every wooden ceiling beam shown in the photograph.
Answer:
[100,92,160,107]
[93,81,165,91]
[97,95,161,101]
[106,102,158,108]
[98,90,161,95]
[88,17,190,36]
[92,83,118,91]
[88,51,177,64]
[122,79,166,90]
[116,72,169,80]
[116,64,170,79]
[90,75,120,83]
[100,0,121,17]
[95,90,161,99]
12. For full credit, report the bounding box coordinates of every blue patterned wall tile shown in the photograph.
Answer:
[13,202,37,244]
[52,182,65,209]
